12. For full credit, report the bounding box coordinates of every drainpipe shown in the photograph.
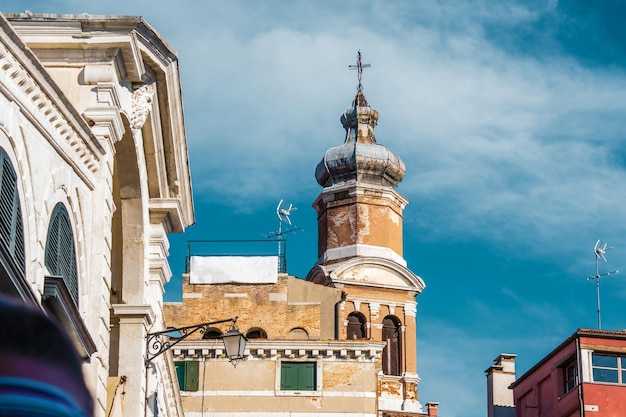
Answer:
[576,337,585,417]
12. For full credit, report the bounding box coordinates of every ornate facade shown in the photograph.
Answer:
[164,54,436,416]
[0,12,193,417]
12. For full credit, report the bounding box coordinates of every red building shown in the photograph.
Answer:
[510,329,626,417]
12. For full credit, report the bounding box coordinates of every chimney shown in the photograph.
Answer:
[486,354,516,417]
[425,402,439,417]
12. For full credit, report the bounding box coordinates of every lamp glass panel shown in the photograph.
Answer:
[223,330,247,359]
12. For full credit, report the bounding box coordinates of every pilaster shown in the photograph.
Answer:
[111,304,154,417]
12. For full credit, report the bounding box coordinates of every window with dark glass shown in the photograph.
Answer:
[175,361,199,391]
[347,312,366,339]
[563,359,578,394]
[246,328,267,339]
[382,316,402,376]
[280,362,316,391]
[591,354,626,384]
[45,203,79,305]
[202,327,222,339]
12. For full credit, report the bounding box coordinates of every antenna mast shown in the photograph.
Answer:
[267,200,301,273]
[587,240,619,329]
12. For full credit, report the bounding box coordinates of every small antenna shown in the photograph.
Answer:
[587,240,620,329]
[349,50,371,92]
[267,199,301,272]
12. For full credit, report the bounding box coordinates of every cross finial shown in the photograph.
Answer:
[349,50,371,91]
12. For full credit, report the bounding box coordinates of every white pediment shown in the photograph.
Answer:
[306,257,425,294]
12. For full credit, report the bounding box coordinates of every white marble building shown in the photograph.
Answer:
[0,12,193,417]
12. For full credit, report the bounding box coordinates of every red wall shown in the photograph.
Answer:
[513,339,579,417]
[583,383,626,417]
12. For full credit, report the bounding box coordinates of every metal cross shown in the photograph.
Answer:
[349,50,371,91]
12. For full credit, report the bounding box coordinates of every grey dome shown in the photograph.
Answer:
[315,90,406,188]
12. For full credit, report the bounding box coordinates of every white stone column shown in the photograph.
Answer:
[111,304,154,417]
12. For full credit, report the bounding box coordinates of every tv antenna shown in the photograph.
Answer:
[267,200,301,272]
[587,240,619,329]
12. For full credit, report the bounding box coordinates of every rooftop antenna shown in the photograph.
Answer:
[349,50,371,92]
[587,240,619,329]
[267,199,301,272]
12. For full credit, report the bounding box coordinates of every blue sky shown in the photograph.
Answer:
[5,1,626,416]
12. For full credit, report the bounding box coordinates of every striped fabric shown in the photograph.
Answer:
[0,376,88,417]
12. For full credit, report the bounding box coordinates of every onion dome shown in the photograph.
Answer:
[315,89,406,188]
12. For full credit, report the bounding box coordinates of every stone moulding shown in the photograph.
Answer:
[172,340,386,362]
[0,39,102,184]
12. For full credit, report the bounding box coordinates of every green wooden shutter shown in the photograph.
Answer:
[281,363,297,390]
[299,363,315,391]
[174,361,199,391]
[45,204,79,305]
[281,362,315,391]
[185,361,199,391]
[0,149,25,274]
[175,362,185,390]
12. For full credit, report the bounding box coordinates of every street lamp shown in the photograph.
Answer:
[146,317,247,366]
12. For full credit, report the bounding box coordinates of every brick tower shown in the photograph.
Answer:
[306,52,426,414]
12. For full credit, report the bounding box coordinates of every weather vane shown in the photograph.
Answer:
[349,50,371,91]
[587,240,620,329]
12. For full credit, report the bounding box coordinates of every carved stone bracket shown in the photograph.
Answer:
[130,83,155,130]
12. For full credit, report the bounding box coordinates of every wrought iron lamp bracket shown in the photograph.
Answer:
[146,317,237,364]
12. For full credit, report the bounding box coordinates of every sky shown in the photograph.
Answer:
[5,1,626,416]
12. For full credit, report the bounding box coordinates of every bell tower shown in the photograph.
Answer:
[307,52,426,414]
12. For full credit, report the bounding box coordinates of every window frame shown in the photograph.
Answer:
[591,353,626,385]
[275,359,322,396]
[562,358,578,395]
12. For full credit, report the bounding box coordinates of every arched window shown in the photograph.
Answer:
[382,316,402,376]
[347,312,367,339]
[246,328,267,339]
[45,204,78,305]
[288,327,309,340]
[0,148,25,298]
[202,327,223,339]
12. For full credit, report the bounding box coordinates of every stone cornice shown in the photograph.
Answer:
[149,198,185,233]
[172,339,386,362]
[111,303,155,326]
[0,16,103,186]
[319,243,407,267]
[314,180,408,213]
[342,296,418,317]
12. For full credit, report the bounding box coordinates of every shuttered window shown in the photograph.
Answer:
[280,362,316,391]
[45,204,78,305]
[175,361,199,391]
[0,148,25,276]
